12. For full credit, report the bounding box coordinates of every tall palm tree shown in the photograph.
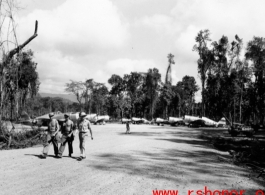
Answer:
[165,53,175,85]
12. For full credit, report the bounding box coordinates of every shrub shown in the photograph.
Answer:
[0,121,45,150]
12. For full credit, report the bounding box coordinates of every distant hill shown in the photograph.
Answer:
[39,93,78,103]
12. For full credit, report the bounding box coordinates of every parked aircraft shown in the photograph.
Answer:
[91,115,110,125]
[168,117,185,126]
[131,117,151,124]
[155,118,168,126]
[217,117,227,127]
[121,118,131,124]
[188,119,207,128]
[141,118,151,124]
[131,117,142,124]
[34,112,98,126]
[201,117,218,127]
[18,111,33,125]
[183,115,200,125]
[184,115,219,127]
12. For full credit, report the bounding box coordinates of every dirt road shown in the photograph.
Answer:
[0,124,263,195]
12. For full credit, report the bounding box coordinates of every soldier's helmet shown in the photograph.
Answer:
[49,113,55,118]
[64,113,70,118]
[80,112,87,117]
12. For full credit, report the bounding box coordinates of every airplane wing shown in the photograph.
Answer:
[35,114,50,126]
[183,115,200,125]
[141,118,151,124]
[94,117,104,124]
[217,117,227,127]
[168,117,184,126]
[35,112,80,126]
[201,117,218,127]
[187,116,218,127]
[132,117,141,121]
[132,117,143,124]
[91,115,109,124]
[155,118,168,125]
[122,118,131,124]
[85,114,97,123]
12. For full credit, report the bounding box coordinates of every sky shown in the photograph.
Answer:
[14,0,265,101]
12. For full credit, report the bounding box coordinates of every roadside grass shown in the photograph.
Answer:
[198,127,265,172]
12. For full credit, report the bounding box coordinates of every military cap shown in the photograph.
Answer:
[64,113,70,117]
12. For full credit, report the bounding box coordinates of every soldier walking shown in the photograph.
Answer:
[41,113,60,159]
[58,114,74,158]
[125,121,130,134]
[76,112,93,160]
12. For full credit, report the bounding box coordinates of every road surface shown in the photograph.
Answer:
[0,124,263,195]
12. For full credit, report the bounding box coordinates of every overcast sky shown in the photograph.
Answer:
[15,0,265,101]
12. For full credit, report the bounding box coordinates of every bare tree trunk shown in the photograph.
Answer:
[201,78,205,117]
[239,89,242,123]
[10,99,13,120]
[7,134,12,149]
[165,105,168,119]
[0,21,38,121]
[234,98,236,122]
[119,107,123,119]
[89,94,92,114]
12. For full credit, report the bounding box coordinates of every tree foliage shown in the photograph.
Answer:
[193,29,213,116]
[192,30,265,124]
[65,80,86,111]
[0,0,38,121]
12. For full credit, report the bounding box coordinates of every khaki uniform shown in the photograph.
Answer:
[77,119,91,158]
[43,118,60,157]
[58,119,74,157]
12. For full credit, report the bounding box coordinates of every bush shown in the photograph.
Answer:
[0,121,45,150]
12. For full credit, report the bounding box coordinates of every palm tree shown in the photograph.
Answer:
[165,53,175,85]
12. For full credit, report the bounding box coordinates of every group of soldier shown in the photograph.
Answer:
[41,112,93,161]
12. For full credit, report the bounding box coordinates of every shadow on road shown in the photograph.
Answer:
[90,149,255,188]
[117,132,162,136]
[24,154,43,159]
[156,138,209,148]
[91,127,264,190]
[24,154,61,159]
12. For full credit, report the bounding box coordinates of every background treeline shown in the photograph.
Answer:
[5,29,265,125]
[22,71,199,120]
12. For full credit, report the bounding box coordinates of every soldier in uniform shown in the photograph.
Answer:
[41,113,60,159]
[76,112,93,160]
[125,121,130,134]
[58,114,74,158]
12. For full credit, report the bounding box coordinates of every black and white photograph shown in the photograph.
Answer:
[0,0,264,194]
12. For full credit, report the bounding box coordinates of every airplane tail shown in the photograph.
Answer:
[217,117,227,127]
[19,111,34,125]
[20,111,31,120]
